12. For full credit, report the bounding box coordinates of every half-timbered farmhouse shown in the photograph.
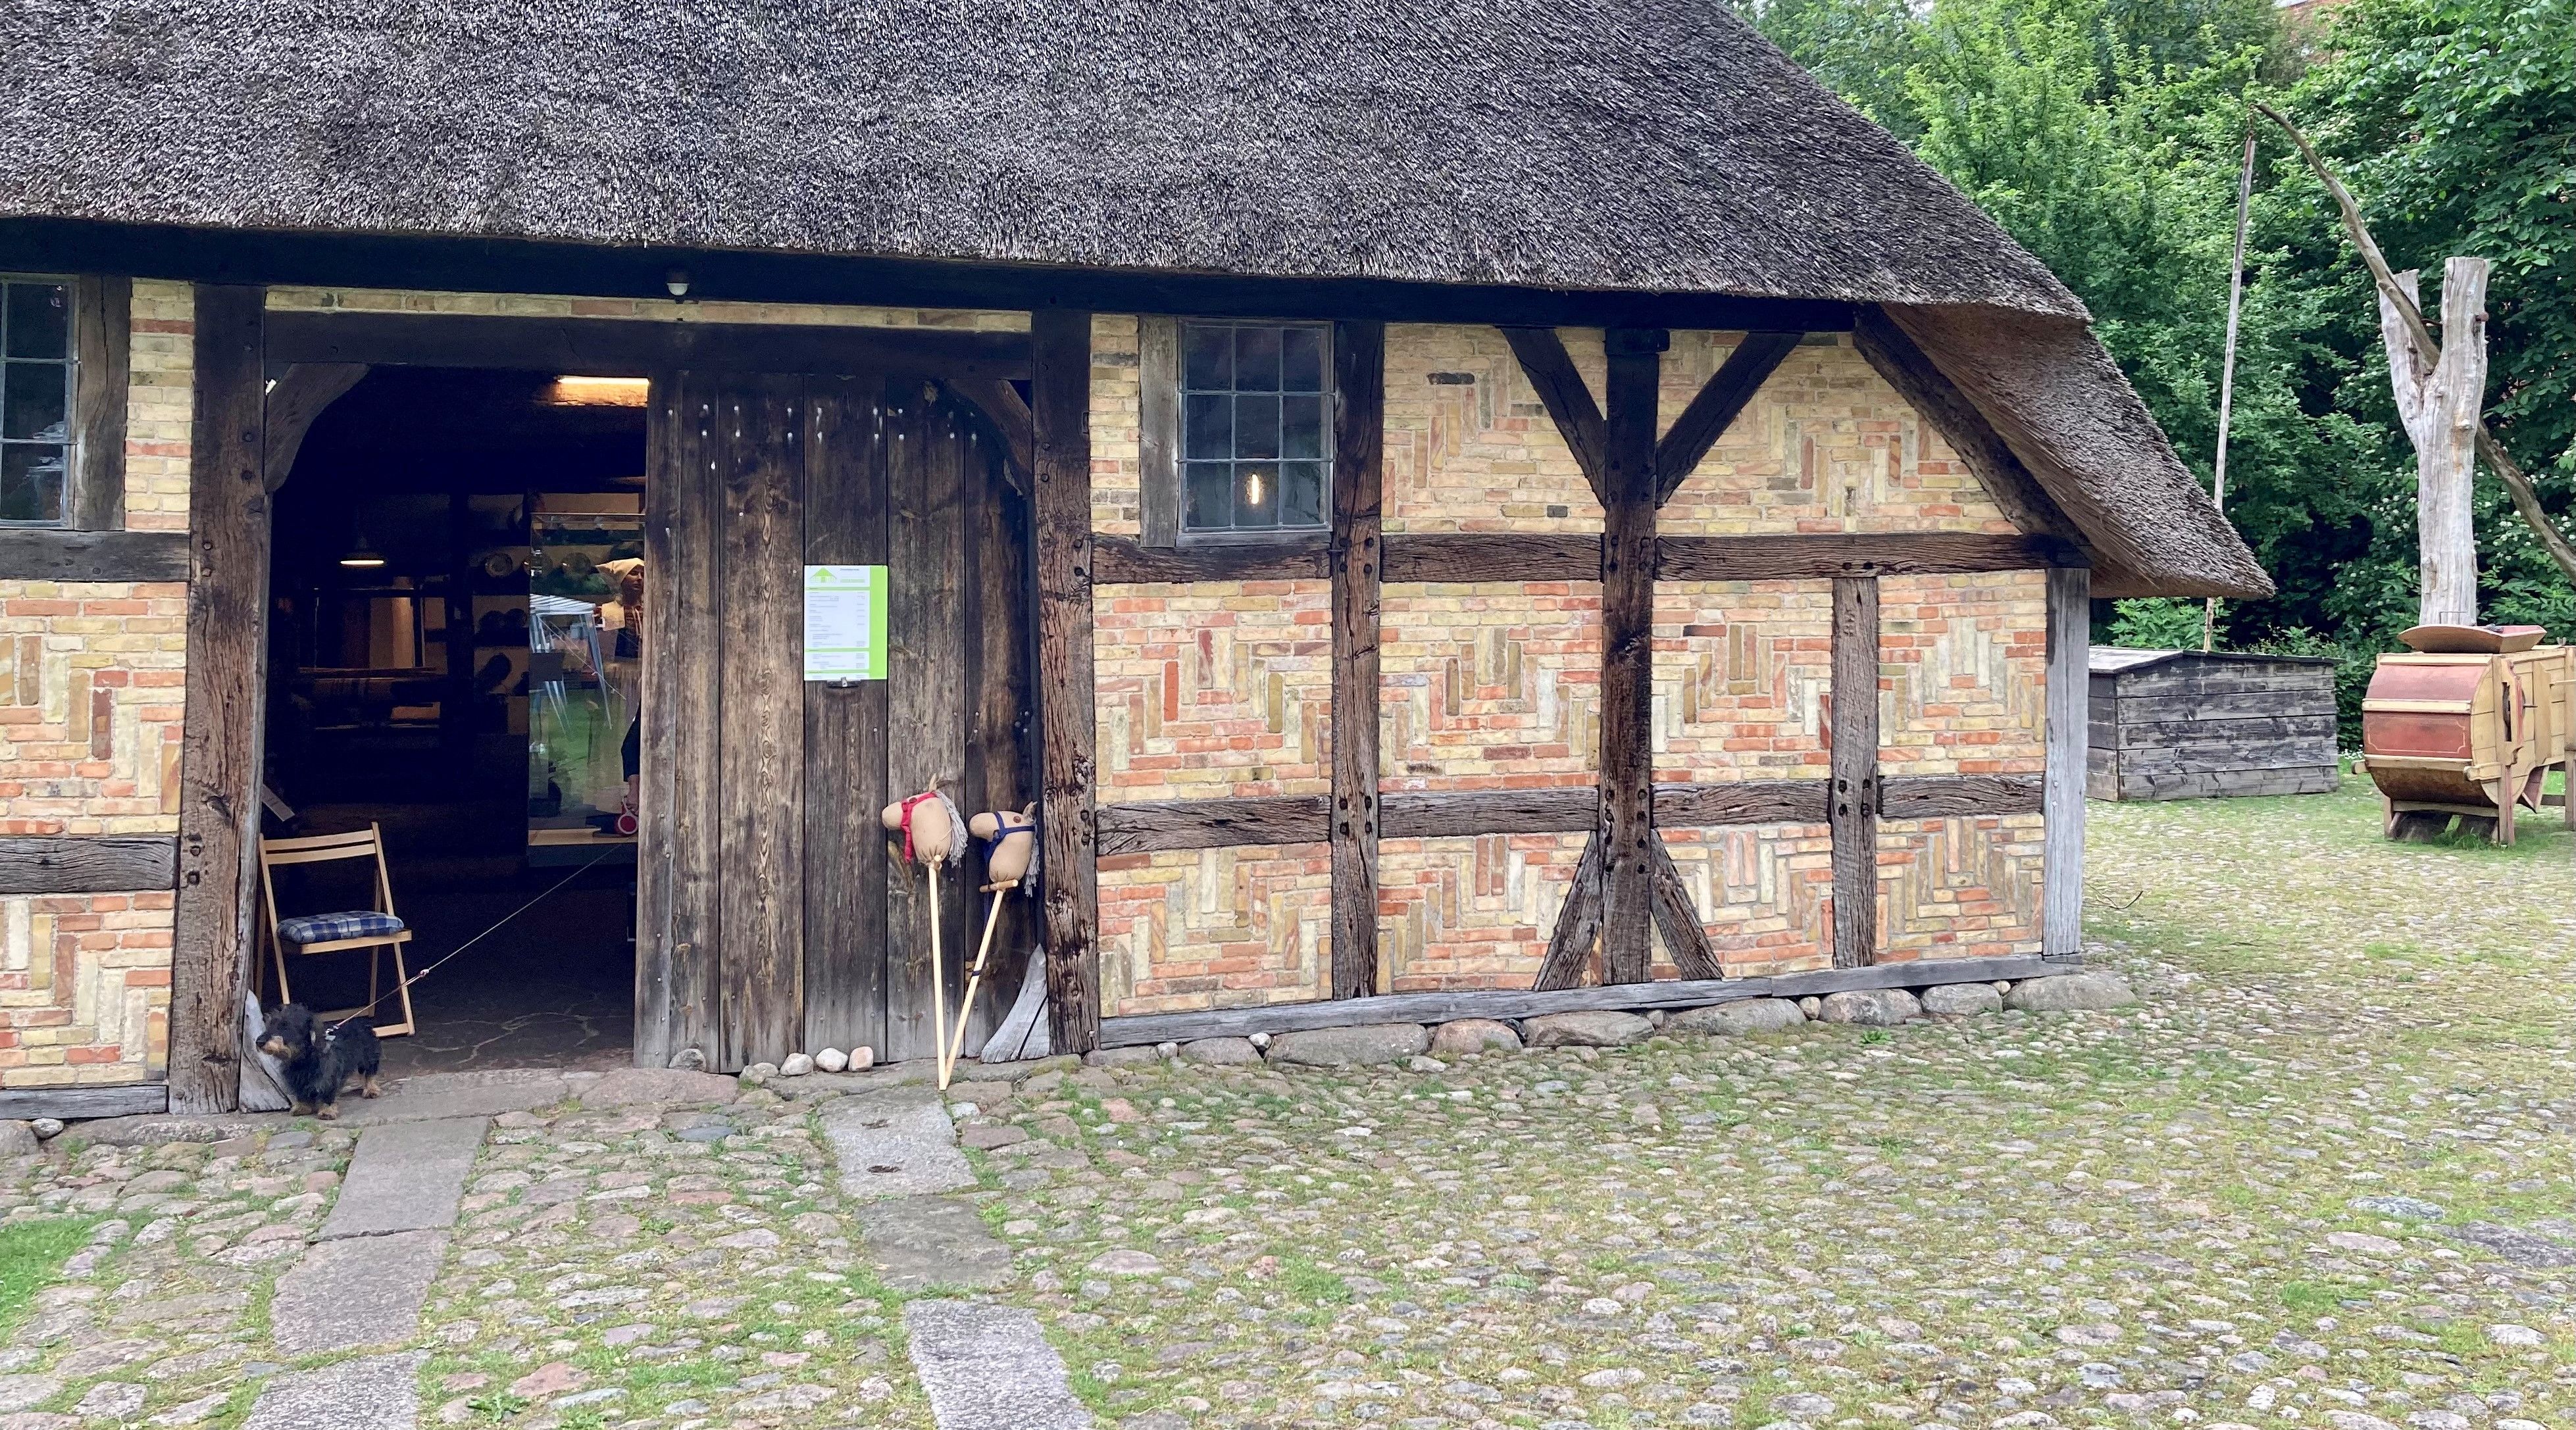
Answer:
[0,0,2268,1114]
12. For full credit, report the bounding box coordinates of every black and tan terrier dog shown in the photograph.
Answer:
[255,1004,383,1119]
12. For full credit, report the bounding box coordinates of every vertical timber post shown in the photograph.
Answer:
[1031,310,1101,1055]
[1329,322,1385,1000]
[2042,564,2089,957]
[1828,574,1880,969]
[1598,330,1664,984]
[168,284,267,1114]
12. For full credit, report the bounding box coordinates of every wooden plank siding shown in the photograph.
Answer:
[2086,649,2338,803]
[882,387,972,1063]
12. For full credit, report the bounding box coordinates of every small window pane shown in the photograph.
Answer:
[1235,326,1281,391]
[0,445,65,524]
[1183,462,1233,530]
[1182,394,1232,460]
[1279,462,1325,528]
[3,283,68,359]
[1282,328,1325,391]
[1234,394,1280,460]
[1281,395,1325,460]
[1235,464,1278,528]
[3,363,66,441]
[1182,325,1232,389]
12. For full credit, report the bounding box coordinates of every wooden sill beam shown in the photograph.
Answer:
[1097,952,2077,1047]
[1094,777,2040,856]
[0,529,190,583]
[0,836,180,895]
[1090,531,2077,587]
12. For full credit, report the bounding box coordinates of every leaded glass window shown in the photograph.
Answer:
[1179,320,1330,534]
[0,279,74,526]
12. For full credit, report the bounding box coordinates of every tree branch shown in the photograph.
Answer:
[2254,101,2576,589]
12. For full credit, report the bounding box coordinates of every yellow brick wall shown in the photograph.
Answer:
[1099,324,2050,1010]
[0,277,196,1087]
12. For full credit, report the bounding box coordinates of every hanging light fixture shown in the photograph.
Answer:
[340,528,386,569]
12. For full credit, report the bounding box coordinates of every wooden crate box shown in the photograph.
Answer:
[2086,649,2339,801]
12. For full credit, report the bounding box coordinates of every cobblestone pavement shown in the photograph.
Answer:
[961,787,2574,1430]
[0,785,2562,1430]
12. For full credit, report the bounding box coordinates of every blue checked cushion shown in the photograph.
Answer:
[275,910,405,945]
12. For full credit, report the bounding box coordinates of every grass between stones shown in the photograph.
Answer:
[0,1216,95,1338]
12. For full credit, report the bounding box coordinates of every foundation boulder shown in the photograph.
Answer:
[582,1068,742,1109]
[1667,999,1806,1037]
[1264,1024,1430,1068]
[1178,1037,1264,1066]
[1521,1010,1653,1048]
[1427,1019,1523,1057]
[2005,972,2137,1012]
[1819,989,1921,1027]
[1919,983,2004,1016]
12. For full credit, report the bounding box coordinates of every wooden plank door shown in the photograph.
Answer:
[641,371,1031,1072]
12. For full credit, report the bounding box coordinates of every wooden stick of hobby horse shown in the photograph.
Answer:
[928,861,950,1091]
[944,879,1018,1081]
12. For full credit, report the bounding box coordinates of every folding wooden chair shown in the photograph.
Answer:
[259,824,415,1038]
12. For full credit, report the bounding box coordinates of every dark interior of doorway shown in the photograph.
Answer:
[261,368,645,1077]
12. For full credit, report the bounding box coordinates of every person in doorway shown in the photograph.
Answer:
[596,558,645,830]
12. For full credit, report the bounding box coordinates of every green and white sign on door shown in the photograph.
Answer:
[803,564,890,681]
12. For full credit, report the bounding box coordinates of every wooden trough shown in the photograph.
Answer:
[2086,647,2339,801]
[2361,625,2576,844]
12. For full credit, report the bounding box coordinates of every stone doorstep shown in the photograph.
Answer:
[66,1069,592,1146]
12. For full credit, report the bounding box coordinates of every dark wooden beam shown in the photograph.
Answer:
[1091,776,2053,857]
[1031,310,1102,1056]
[1654,331,1802,505]
[1648,834,1723,980]
[946,376,1034,494]
[1659,531,2075,581]
[11,218,1859,335]
[1653,780,1832,826]
[263,308,1032,383]
[168,284,267,1116]
[0,529,190,583]
[0,837,178,896]
[2044,566,2090,956]
[1598,328,1665,985]
[0,1083,169,1121]
[1880,774,2044,819]
[1499,328,1607,501]
[1381,533,1598,585]
[1532,832,1605,991]
[1330,320,1386,1000]
[1091,533,1329,584]
[1850,308,2083,547]
[261,362,368,492]
[1829,576,1881,970]
[1100,952,2075,1046]
[69,275,130,531]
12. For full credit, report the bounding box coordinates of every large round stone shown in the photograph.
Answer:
[1521,1010,1653,1048]
[1178,1037,1264,1066]
[2005,971,2137,1012]
[1818,988,1921,1026]
[1918,982,2004,1016]
[1264,1023,1430,1067]
[580,1068,742,1108]
[1666,999,1807,1036]
[1427,1018,1523,1056]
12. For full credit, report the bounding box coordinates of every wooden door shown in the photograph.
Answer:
[638,372,1032,1071]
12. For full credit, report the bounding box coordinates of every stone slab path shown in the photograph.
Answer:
[316,1116,486,1239]
[822,1087,976,1198]
[903,1300,1091,1430]
[270,1228,447,1354]
[244,1351,426,1430]
[853,1195,1015,1291]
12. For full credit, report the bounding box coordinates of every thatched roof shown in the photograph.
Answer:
[0,0,2266,597]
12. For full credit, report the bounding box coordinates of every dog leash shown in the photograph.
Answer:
[323,850,613,1038]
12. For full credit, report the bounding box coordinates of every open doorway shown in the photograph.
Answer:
[261,368,648,1075]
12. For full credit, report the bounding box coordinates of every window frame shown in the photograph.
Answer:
[1138,315,1336,549]
[0,272,127,531]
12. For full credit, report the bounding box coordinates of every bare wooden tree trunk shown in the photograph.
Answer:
[2378,258,2489,628]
